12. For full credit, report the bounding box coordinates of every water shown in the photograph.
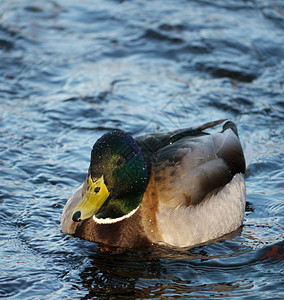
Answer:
[0,0,283,298]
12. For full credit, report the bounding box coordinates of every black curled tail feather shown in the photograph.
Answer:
[222,120,239,138]
[218,121,246,174]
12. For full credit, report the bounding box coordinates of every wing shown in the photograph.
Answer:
[141,120,246,207]
[135,119,227,177]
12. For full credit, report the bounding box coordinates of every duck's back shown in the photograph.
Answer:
[137,120,246,248]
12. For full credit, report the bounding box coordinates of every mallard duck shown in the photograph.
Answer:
[61,120,246,249]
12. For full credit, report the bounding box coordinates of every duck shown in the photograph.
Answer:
[61,119,246,249]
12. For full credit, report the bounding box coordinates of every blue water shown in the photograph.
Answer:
[0,0,283,298]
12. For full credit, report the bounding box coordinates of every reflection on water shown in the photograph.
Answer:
[0,0,283,298]
[75,238,284,298]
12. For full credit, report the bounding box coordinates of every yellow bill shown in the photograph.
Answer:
[71,175,110,222]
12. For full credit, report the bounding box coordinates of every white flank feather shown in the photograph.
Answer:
[156,173,246,248]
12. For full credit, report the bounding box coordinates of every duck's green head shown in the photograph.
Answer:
[72,130,148,222]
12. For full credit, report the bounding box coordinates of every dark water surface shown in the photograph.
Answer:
[1,0,283,298]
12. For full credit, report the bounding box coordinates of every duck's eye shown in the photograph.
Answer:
[116,156,125,166]
[94,187,101,193]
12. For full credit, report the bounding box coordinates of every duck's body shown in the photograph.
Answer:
[61,120,246,249]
